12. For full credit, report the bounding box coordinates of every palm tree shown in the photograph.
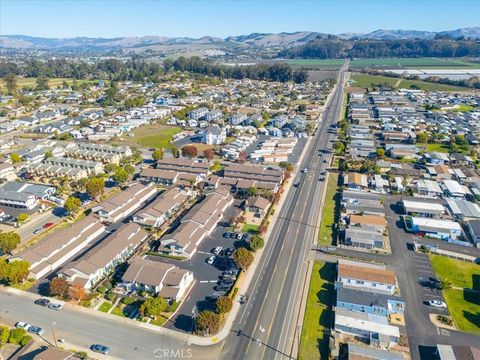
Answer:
[439,278,452,291]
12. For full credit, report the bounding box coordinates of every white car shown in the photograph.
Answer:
[212,246,223,255]
[207,255,216,265]
[15,322,31,331]
[427,300,447,308]
[302,168,308,173]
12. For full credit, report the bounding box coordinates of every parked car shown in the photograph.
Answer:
[15,322,31,331]
[214,284,231,292]
[48,303,63,311]
[212,246,223,255]
[225,248,235,257]
[206,294,221,302]
[91,344,111,355]
[33,228,43,235]
[223,232,231,238]
[28,326,44,336]
[219,278,234,285]
[43,222,54,229]
[34,298,51,307]
[206,255,216,265]
[229,232,237,239]
[427,300,447,308]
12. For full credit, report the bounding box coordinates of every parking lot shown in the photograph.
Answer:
[147,199,248,333]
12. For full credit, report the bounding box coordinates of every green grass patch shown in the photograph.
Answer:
[454,105,476,112]
[442,289,480,335]
[150,315,169,327]
[350,73,468,91]
[146,252,187,261]
[430,255,479,290]
[429,255,480,334]
[12,279,35,291]
[349,58,480,69]
[423,143,450,153]
[111,306,127,317]
[98,301,113,313]
[318,172,339,245]
[299,261,335,360]
[134,126,181,149]
[242,223,259,234]
[0,77,98,91]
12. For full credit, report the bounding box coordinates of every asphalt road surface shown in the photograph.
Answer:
[220,62,348,360]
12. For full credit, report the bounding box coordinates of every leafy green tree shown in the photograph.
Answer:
[0,259,30,285]
[113,168,129,184]
[216,296,233,314]
[248,234,265,252]
[233,247,254,270]
[124,164,135,175]
[3,73,17,95]
[439,278,452,291]
[279,162,293,172]
[375,147,385,159]
[8,328,25,344]
[64,196,81,214]
[0,232,20,254]
[86,178,105,199]
[416,132,429,145]
[152,149,164,161]
[196,310,221,334]
[35,76,49,91]
[104,163,119,174]
[247,187,258,197]
[44,150,53,159]
[10,153,21,163]
[0,325,10,344]
[140,296,167,318]
[17,213,29,222]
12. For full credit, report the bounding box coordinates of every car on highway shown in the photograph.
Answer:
[43,222,54,229]
[33,228,43,235]
[427,300,447,308]
[91,344,111,355]
[28,326,44,336]
[206,255,216,265]
[301,168,308,173]
[34,298,51,307]
[323,159,328,163]
[212,246,223,255]
[319,177,325,182]
[48,303,63,311]
[15,322,31,331]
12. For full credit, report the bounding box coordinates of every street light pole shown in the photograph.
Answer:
[51,322,58,348]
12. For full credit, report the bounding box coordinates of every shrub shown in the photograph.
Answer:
[216,296,233,314]
[121,296,135,305]
[20,335,32,346]
[196,310,221,334]
[8,328,26,344]
[167,300,179,313]
[0,325,10,344]
[79,299,91,308]
[97,285,108,294]
[106,292,115,302]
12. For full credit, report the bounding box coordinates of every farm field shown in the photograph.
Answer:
[350,73,467,91]
[349,57,480,69]
[287,59,344,69]
[0,77,98,90]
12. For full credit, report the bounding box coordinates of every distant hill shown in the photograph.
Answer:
[0,27,478,51]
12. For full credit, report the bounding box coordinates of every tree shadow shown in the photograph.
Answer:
[172,314,194,332]
[464,288,480,305]
[463,310,480,329]
[472,273,480,292]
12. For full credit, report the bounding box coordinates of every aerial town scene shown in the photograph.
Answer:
[0,0,478,359]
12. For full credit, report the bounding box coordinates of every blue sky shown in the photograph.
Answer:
[1,0,478,38]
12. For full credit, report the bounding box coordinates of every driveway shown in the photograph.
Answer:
[147,200,246,333]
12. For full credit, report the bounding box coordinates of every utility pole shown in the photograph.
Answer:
[51,322,58,348]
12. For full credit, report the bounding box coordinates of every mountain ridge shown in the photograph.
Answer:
[1,27,478,50]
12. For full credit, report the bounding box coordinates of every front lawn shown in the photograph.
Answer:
[242,223,259,234]
[98,301,113,313]
[318,173,339,245]
[429,255,480,334]
[150,315,169,327]
[424,143,450,153]
[111,306,127,317]
[299,261,335,360]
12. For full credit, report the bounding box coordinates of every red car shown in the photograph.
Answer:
[43,222,54,229]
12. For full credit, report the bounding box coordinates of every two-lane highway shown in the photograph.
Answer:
[220,62,348,360]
